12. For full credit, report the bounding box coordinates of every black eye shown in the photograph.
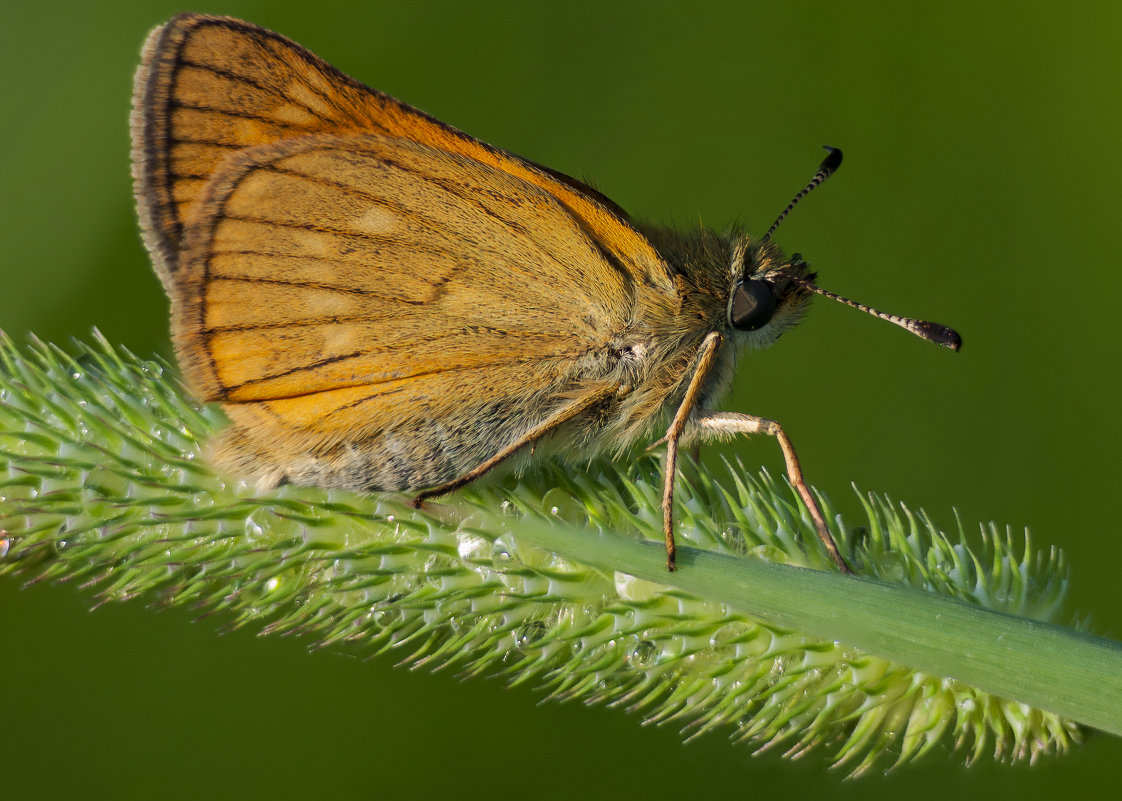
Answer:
[730,280,777,331]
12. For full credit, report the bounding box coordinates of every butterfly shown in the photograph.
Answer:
[131,14,959,571]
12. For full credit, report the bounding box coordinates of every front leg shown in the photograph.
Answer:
[661,332,852,573]
[661,333,724,571]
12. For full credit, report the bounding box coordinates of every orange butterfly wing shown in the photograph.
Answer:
[131,14,678,490]
[175,133,632,438]
[131,13,672,295]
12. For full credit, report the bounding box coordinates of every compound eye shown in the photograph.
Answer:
[730,280,777,331]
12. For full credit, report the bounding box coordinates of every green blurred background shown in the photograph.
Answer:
[4,1,1121,798]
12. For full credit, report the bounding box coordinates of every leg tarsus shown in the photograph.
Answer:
[663,435,679,571]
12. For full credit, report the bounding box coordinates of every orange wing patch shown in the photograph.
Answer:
[175,133,633,437]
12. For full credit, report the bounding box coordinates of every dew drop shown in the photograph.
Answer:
[514,620,548,649]
[709,622,750,660]
[457,533,489,562]
[245,516,264,539]
[627,638,659,670]
[490,533,520,568]
[373,606,404,627]
[541,487,587,526]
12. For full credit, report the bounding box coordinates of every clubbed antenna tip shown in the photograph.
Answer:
[764,145,842,242]
[794,278,962,351]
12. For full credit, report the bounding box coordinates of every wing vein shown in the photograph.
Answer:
[176,56,339,126]
[211,273,427,304]
[169,99,320,134]
[173,137,247,150]
[261,154,596,295]
[217,211,407,240]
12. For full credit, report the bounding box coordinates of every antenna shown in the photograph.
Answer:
[765,146,961,351]
[793,278,962,351]
[764,145,843,242]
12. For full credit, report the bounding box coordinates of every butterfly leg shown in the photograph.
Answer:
[695,412,852,573]
[662,332,851,573]
[662,332,725,571]
[413,383,620,506]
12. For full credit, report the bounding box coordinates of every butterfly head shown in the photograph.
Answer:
[726,241,814,347]
[728,146,960,352]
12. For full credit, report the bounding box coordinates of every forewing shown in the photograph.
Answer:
[132,13,672,295]
[176,133,633,439]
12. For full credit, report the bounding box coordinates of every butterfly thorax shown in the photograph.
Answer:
[569,225,814,454]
